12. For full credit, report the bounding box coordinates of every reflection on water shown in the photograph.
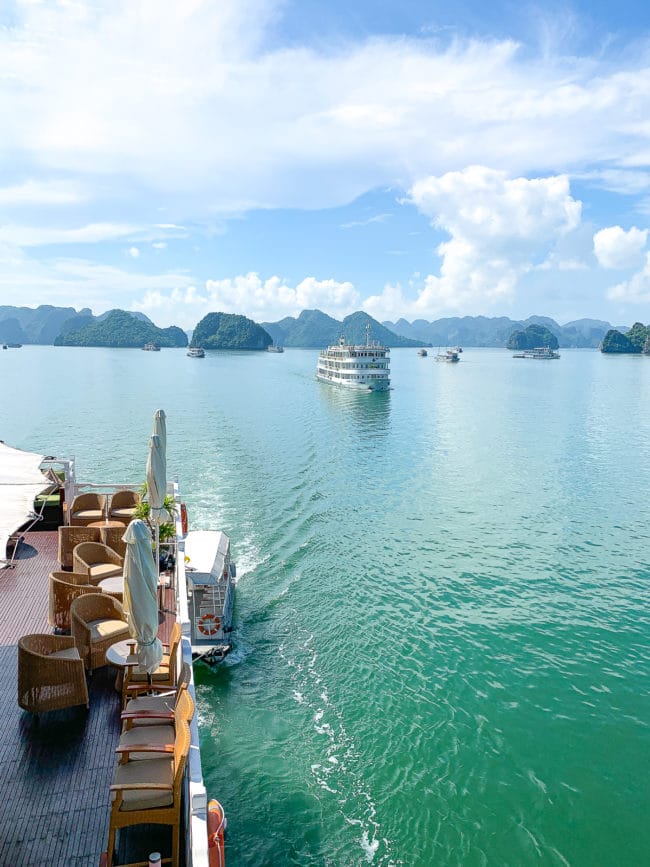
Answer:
[317,382,391,437]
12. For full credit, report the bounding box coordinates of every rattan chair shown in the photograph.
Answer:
[72,542,124,583]
[116,690,194,760]
[106,720,190,867]
[109,489,140,526]
[70,593,130,673]
[121,622,182,708]
[69,492,107,526]
[121,663,192,730]
[99,526,127,560]
[48,570,97,633]
[18,633,89,714]
[57,525,101,569]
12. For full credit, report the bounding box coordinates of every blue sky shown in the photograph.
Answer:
[2,1,650,328]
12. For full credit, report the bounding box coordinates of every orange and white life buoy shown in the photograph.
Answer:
[198,613,221,636]
[180,502,189,536]
[207,799,226,867]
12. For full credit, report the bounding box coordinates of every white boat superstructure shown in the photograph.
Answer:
[187,346,205,357]
[185,529,236,663]
[316,324,390,391]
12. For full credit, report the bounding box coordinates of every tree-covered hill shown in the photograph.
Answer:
[601,322,650,353]
[192,312,272,350]
[262,309,426,347]
[54,310,188,348]
[506,323,559,350]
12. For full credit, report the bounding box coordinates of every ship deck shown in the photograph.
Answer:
[0,529,176,867]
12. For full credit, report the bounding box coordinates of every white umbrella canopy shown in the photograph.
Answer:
[146,433,167,527]
[122,519,163,674]
[152,409,167,457]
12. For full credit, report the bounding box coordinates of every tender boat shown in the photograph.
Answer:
[185,530,236,662]
[143,342,160,351]
[513,347,560,359]
[317,323,390,391]
[187,346,205,357]
[267,344,284,353]
[435,348,460,362]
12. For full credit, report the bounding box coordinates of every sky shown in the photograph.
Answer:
[2,1,650,329]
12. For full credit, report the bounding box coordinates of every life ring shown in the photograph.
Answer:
[207,799,226,867]
[198,613,221,636]
[180,502,188,536]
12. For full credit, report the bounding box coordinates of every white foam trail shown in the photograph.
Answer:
[361,831,379,862]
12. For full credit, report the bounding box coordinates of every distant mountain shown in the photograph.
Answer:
[97,309,153,325]
[262,309,424,347]
[192,312,272,350]
[54,310,188,348]
[0,304,89,344]
[384,315,616,348]
[0,317,27,344]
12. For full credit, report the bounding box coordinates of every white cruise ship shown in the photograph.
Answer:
[316,323,390,391]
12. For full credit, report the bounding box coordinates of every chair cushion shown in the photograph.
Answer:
[48,647,82,661]
[124,693,176,726]
[88,618,130,642]
[118,725,175,759]
[88,563,122,580]
[113,757,174,810]
[111,507,136,519]
[129,656,171,683]
[73,509,104,520]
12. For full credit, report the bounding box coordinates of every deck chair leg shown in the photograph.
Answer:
[172,824,180,867]
[106,826,116,867]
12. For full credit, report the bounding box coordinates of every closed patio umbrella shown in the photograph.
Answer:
[122,518,163,674]
[146,426,166,570]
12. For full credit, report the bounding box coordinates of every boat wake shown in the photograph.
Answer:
[279,632,395,865]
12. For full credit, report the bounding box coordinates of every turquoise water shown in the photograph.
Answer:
[2,346,650,866]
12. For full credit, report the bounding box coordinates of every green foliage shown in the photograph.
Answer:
[134,484,177,542]
[506,324,559,350]
[600,326,646,353]
[261,309,426,348]
[192,312,273,350]
[54,309,188,348]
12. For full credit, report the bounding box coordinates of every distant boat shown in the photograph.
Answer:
[453,346,463,353]
[267,345,284,353]
[6,343,22,348]
[317,323,390,391]
[417,349,428,357]
[435,348,460,363]
[513,347,560,359]
[187,346,205,358]
[143,342,160,351]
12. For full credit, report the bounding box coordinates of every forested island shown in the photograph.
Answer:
[192,312,272,350]
[506,324,559,351]
[54,310,187,348]
[600,322,650,354]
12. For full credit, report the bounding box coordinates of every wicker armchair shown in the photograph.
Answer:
[70,593,130,673]
[106,720,190,867]
[72,542,123,583]
[116,690,194,760]
[48,571,97,633]
[121,622,182,708]
[18,633,89,713]
[57,525,101,569]
[109,489,140,526]
[69,492,107,526]
[121,663,192,730]
[99,526,127,560]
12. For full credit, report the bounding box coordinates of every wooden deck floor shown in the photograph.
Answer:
[0,530,175,867]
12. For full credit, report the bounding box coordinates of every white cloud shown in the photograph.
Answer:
[593,225,648,269]
[152,242,167,250]
[127,246,140,258]
[0,179,86,206]
[607,254,650,303]
[0,222,140,246]
[2,1,650,220]
[134,272,360,327]
[364,166,581,319]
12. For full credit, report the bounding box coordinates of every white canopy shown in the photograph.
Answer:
[184,530,230,586]
[0,442,51,566]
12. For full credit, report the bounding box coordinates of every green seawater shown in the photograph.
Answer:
[2,346,650,866]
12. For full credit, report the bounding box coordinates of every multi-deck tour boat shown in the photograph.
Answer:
[267,344,284,353]
[143,342,160,351]
[187,346,205,357]
[0,420,230,866]
[513,347,560,359]
[316,324,390,391]
[435,348,460,362]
